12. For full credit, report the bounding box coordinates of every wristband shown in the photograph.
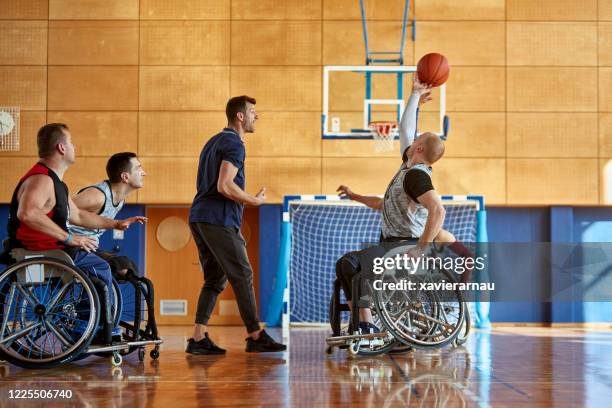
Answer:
[62,232,73,245]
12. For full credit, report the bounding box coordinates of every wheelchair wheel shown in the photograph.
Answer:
[374,267,465,349]
[453,303,470,346]
[0,258,99,369]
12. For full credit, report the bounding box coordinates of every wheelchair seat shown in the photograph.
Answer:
[10,248,75,265]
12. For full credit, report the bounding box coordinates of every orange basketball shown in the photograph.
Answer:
[417,53,450,87]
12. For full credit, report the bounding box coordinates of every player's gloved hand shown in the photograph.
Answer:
[336,185,355,200]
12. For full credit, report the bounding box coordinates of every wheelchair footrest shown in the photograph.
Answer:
[85,342,130,354]
[326,332,388,346]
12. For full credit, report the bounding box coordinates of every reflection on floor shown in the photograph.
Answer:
[1,326,611,407]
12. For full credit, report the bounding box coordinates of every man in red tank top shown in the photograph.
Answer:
[7,123,146,341]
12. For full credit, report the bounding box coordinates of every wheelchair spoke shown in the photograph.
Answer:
[14,282,39,308]
[44,318,72,348]
[0,321,43,346]
[0,283,17,338]
[47,279,74,309]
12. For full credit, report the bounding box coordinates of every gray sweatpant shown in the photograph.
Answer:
[189,222,260,333]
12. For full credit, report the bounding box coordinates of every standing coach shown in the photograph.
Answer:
[186,95,286,354]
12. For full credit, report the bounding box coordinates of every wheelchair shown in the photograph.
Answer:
[326,243,470,357]
[0,246,162,369]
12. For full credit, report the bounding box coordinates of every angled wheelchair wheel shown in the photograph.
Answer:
[374,267,465,349]
[453,303,470,347]
[0,257,100,368]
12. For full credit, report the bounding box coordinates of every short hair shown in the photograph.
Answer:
[37,123,69,158]
[106,152,138,183]
[226,95,256,123]
[422,133,445,164]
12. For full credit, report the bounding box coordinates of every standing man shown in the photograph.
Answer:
[187,95,286,354]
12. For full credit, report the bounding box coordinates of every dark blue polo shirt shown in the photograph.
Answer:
[189,128,246,228]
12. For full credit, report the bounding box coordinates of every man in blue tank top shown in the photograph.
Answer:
[70,152,148,277]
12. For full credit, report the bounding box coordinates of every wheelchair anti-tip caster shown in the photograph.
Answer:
[325,345,334,355]
[138,347,145,362]
[349,340,360,356]
[150,347,160,360]
[111,352,123,367]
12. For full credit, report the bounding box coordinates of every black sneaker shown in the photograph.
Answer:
[245,330,287,353]
[185,333,226,355]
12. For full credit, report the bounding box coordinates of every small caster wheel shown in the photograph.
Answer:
[325,345,333,355]
[150,348,160,360]
[111,352,122,367]
[349,340,360,356]
[138,347,145,362]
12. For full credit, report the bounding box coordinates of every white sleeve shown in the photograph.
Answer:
[399,92,420,158]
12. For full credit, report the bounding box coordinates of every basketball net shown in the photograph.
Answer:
[369,121,398,152]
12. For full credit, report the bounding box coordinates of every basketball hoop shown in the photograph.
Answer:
[369,121,398,152]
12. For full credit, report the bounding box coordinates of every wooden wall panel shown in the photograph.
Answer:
[322,158,399,196]
[232,0,321,19]
[48,66,138,111]
[434,159,506,204]
[245,112,322,157]
[600,68,612,112]
[139,66,229,111]
[507,113,598,158]
[0,21,47,65]
[63,157,108,193]
[601,0,612,20]
[140,21,229,66]
[49,0,139,20]
[140,0,229,20]
[138,112,225,157]
[48,21,138,65]
[0,158,36,202]
[323,0,412,20]
[323,21,414,66]
[246,158,321,203]
[137,158,198,203]
[507,23,597,66]
[416,22,505,66]
[47,112,137,157]
[600,23,612,66]
[599,113,612,157]
[420,112,506,157]
[507,68,597,112]
[507,0,597,21]
[0,66,46,111]
[415,0,505,20]
[0,0,48,19]
[232,21,321,66]
[600,158,612,204]
[231,67,321,112]
[323,139,400,158]
[507,159,598,205]
[446,67,505,112]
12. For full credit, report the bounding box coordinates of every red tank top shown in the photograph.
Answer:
[7,163,70,251]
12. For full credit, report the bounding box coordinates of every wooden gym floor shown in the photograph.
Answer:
[0,326,611,407]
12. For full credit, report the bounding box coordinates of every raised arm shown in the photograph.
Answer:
[399,75,432,158]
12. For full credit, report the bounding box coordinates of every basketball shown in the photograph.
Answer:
[417,53,450,87]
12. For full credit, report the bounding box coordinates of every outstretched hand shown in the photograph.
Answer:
[115,216,148,230]
[336,185,354,200]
